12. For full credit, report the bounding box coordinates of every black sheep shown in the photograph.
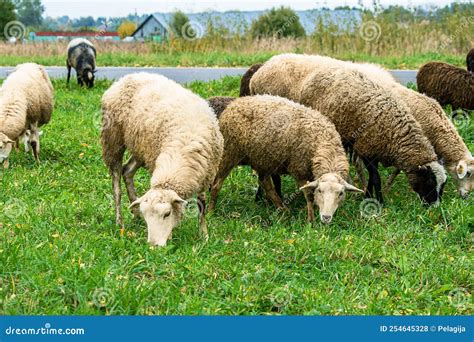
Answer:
[66,38,97,88]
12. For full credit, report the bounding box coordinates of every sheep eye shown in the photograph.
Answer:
[338,192,344,197]
[163,211,171,218]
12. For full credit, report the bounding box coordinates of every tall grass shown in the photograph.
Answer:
[0,4,472,67]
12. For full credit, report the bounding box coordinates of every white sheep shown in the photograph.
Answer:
[0,63,54,168]
[101,73,223,246]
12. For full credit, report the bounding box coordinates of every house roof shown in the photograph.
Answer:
[34,31,119,37]
[132,14,168,36]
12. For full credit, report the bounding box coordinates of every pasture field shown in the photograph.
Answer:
[0,76,473,315]
[0,42,468,69]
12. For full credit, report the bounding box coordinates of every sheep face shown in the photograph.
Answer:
[0,133,14,168]
[451,158,474,199]
[80,68,95,88]
[407,161,447,206]
[130,189,187,246]
[300,173,363,224]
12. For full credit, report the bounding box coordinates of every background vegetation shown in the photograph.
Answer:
[1,77,472,315]
[0,2,473,68]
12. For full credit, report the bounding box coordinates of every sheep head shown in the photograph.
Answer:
[0,133,14,168]
[450,157,474,199]
[300,173,363,224]
[130,188,187,246]
[407,161,447,206]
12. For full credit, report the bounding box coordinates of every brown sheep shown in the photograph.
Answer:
[240,63,263,97]
[209,95,363,224]
[467,48,474,72]
[417,62,474,110]
[207,95,283,201]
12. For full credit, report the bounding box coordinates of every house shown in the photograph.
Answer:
[29,31,120,42]
[132,14,168,42]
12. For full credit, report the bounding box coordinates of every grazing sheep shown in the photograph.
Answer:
[101,73,223,246]
[240,63,263,97]
[207,96,236,118]
[467,48,474,72]
[207,95,283,201]
[67,38,97,88]
[209,95,363,224]
[347,61,474,199]
[250,54,447,205]
[0,63,54,167]
[417,62,474,110]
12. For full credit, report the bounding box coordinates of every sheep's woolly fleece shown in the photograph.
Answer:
[250,54,438,173]
[101,72,223,199]
[313,55,470,170]
[417,61,474,110]
[0,63,54,140]
[215,94,349,182]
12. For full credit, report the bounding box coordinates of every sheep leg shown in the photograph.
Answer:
[209,176,226,212]
[259,174,286,210]
[122,157,143,218]
[66,61,71,84]
[255,174,282,202]
[209,157,235,211]
[384,168,401,193]
[354,155,368,190]
[363,158,383,204]
[29,122,40,162]
[112,166,124,229]
[298,180,315,222]
[197,192,208,241]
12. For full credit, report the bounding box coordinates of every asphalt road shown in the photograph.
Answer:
[0,66,418,85]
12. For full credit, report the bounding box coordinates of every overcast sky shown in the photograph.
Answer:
[42,0,457,18]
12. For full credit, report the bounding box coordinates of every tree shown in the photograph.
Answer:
[0,0,16,40]
[117,21,137,39]
[250,7,305,38]
[14,0,44,27]
[169,10,191,38]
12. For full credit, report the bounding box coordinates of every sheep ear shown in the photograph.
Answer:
[129,197,142,209]
[456,160,468,179]
[300,180,319,190]
[343,181,364,193]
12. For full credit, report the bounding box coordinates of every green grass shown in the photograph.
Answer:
[1,76,472,315]
[0,51,467,69]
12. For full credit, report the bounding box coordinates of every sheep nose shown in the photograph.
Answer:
[321,215,332,224]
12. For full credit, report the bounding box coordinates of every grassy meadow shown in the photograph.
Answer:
[0,76,473,315]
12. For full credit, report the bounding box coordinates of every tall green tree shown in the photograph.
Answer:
[169,10,191,38]
[250,6,305,38]
[0,0,17,40]
[14,0,44,27]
